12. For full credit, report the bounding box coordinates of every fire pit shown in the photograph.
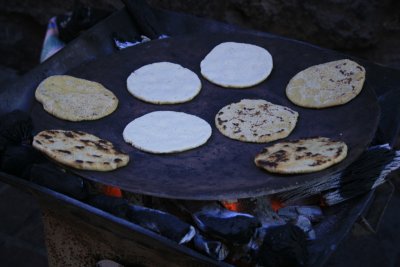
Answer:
[1,3,400,267]
[0,166,393,267]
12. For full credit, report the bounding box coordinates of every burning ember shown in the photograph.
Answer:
[222,197,285,213]
[269,198,285,212]
[221,199,241,212]
[102,185,123,198]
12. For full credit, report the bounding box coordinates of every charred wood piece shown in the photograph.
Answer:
[278,205,323,223]
[193,233,229,261]
[0,110,33,147]
[0,145,46,177]
[294,215,315,240]
[296,206,323,223]
[87,195,130,219]
[126,204,195,244]
[257,224,308,267]
[29,163,88,200]
[193,204,261,245]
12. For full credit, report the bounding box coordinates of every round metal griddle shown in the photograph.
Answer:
[31,32,380,200]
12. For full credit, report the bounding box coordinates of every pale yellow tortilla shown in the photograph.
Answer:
[286,59,365,108]
[35,75,118,121]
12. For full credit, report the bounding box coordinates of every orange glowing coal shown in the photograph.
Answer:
[221,200,240,212]
[222,198,285,213]
[103,185,122,198]
[270,198,285,212]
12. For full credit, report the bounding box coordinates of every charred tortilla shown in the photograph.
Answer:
[286,59,365,108]
[215,99,298,143]
[33,130,129,171]
[254,137,347,174]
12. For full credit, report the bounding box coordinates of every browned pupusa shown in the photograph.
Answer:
[215,99,298,143]
[33,130,129,171]
[35,75,118,121]
[286,59,365,108]
[254,137,347,174]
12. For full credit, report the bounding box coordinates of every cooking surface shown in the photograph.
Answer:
[31,32,380,200]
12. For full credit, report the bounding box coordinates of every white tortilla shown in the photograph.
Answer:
[123,111,212,154]
[200,42,273,88]
[127,62,202,104]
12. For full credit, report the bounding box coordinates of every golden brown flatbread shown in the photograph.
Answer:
[35,75,118,121]
[33,130,129,171]
[286,59,365,108]
[215,99,298,143]
[254,137,347,174]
